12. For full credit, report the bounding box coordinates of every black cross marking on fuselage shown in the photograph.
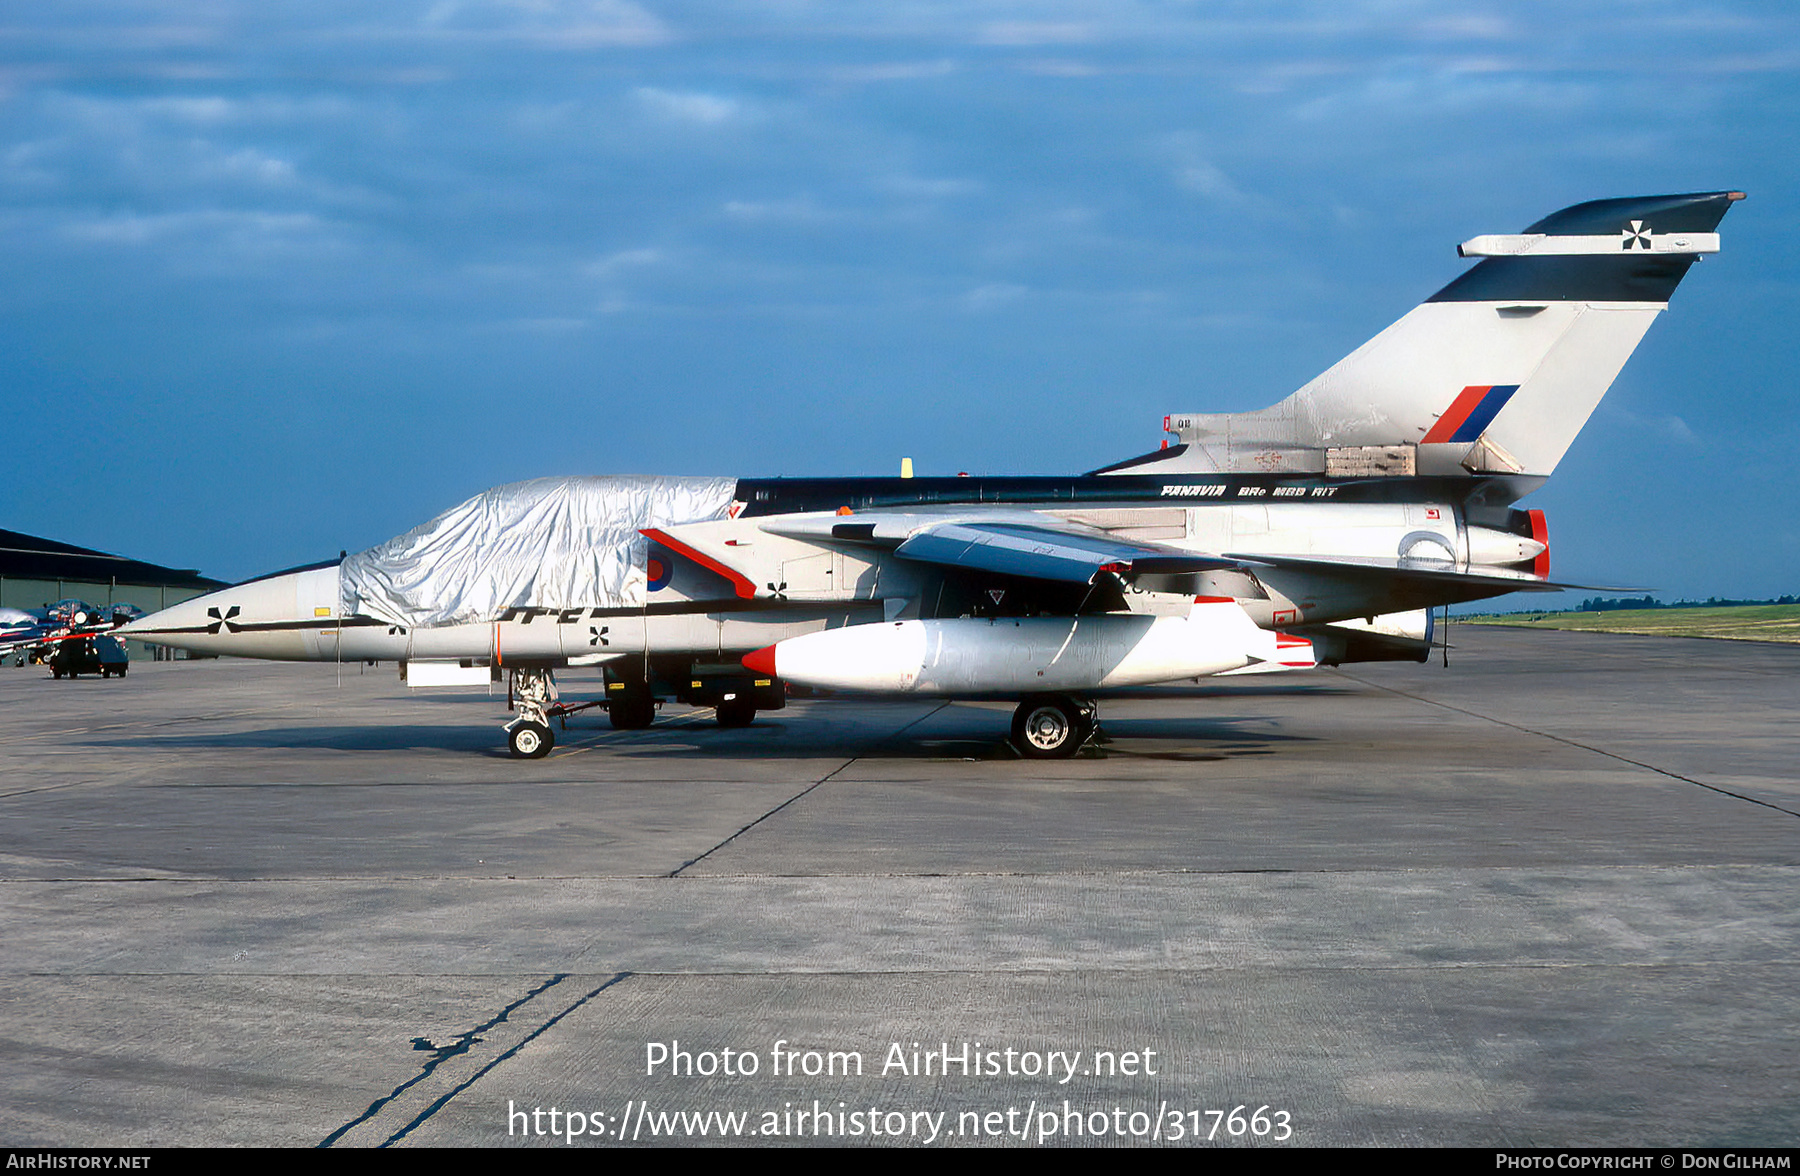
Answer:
[590,626,609,647]
[206,605,241,635]
[766,581,788,600]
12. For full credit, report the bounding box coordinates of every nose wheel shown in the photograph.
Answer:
[505,666,559,758]
[1010,695,1095,759]
[507,719,554,759]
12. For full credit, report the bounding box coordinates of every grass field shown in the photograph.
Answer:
[1458,603,1800,644]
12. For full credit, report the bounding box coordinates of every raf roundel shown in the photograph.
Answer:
[646,555,672,592]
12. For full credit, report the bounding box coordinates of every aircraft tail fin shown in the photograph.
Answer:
[1101,192,1742,481]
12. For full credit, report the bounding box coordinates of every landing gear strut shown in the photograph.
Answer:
[1009,694,1095,759]
[505,666,558,758]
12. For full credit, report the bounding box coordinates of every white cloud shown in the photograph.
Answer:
[2,139,60,188]
[1603,402,1704,446]
[136,96,238,124]
[497,315,589,332]
[67,94,361,129]
[977,22,1092,46]
[633,87,741,125]
[60,209,331,249]
[722,197,828,221]
[875,175,982,199]
[421,0,670,47]
[208,147,297,187]
[1160,132,1246,203]
[1415,15,1512,40]
[1018,59,1101,77]
[1661,415,1700,444]
[959,282,1027,311]
[826,60,956,84]
[584,247,663,276]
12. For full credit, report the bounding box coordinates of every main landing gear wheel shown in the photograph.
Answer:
[715,696,756,728]
[508,720,554,759]
[608,695,656,730]
[1010,695,1093,759]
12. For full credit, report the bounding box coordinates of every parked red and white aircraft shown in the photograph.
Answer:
[123,192,1741,758]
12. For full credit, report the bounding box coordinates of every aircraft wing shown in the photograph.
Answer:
[1227,552,1625,603]
[758,511,1237,585]
[891,521,1237,584]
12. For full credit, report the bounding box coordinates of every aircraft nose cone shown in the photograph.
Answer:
[117,600,208,638]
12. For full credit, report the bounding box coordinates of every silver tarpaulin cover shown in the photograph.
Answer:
[339,476,737,627]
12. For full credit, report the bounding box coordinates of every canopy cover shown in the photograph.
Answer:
[339,476,737,627]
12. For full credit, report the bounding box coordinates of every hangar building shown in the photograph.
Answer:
[1,529,226,659]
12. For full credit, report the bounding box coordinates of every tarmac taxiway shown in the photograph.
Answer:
[1,627,1795,1146]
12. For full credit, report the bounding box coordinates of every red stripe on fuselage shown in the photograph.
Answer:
[640,528,758,599]
[1422,385,1492,444]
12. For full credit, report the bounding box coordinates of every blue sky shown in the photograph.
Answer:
[3,1,1795,599]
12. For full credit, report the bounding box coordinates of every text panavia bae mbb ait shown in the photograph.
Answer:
[124,192,1742,758]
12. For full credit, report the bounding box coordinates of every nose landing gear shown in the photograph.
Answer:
[505,666,558,758]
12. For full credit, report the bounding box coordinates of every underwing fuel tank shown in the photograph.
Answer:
[742,598,1271,694]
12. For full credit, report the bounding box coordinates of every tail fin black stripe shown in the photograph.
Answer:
[1428,191,1738,304]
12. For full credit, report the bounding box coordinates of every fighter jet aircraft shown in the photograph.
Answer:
[121,191,1741,758]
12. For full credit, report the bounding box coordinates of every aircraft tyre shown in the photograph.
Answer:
[716,696,756,728]
[508,720,555,759]
[1010,696,1090,759]
[608,696,655,730]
